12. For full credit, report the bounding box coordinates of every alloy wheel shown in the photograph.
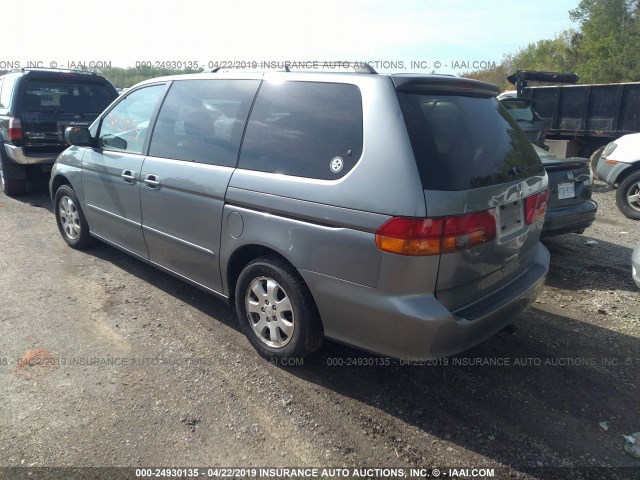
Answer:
[245,276,295,348]
[59,195,81,240]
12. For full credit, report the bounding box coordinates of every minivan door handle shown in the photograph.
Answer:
[121,169,136,184]
[143,174,161,190]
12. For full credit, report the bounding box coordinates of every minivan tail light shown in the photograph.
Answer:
[375,217,444,256]
[375,210,496,256]
[8,117,23,142]
[525,189,548,224]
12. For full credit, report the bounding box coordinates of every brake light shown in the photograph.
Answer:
[375,210,496,256]
[8,117,23,142]
[455,81,475,90]
[525,189,548,224]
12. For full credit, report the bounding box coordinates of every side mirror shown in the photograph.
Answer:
[64,127,93,147]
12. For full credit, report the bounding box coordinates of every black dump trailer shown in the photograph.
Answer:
[508,70,640,159]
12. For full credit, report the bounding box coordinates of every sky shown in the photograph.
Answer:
[4,0,581,74]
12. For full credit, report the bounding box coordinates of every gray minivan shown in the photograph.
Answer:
[50,70,550,360]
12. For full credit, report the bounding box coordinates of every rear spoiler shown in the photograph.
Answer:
[507,70,579,96]
[392,75,499,97]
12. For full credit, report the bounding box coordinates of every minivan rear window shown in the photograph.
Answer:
[397,93,544,191]
[23,80,115,113]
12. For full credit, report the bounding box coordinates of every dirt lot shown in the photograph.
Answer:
[0,179,639,480]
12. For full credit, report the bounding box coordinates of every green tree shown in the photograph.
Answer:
[464,31,579,90]
[570,0,640,82]
[464,1,640,89]
[464,55,513,91]
[507,31,579,74]
[97,67,204,89]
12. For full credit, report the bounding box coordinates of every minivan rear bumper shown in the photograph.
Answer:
[300,242,549,359]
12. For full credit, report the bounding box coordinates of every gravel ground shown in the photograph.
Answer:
[0,179,638,480]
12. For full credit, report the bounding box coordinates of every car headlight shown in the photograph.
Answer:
[602,142,617,157]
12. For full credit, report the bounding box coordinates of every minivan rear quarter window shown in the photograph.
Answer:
[239,81,363,180]
[397,93,543,191]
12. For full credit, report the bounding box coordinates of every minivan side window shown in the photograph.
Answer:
[148,79,260,167]
[98,85,164,154]
[238,81,363,180]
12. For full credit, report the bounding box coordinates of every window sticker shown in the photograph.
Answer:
[330,156,344,173]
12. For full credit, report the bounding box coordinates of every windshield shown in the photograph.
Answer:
[23,79,116,113]
[398,93,544,191]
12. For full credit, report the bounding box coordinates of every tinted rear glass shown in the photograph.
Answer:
[23,79,116,113]
[397,93,544,191]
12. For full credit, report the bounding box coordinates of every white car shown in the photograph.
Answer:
[633,242,640,289]
[594,132,640,219]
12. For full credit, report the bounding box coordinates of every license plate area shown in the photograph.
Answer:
[558,182,576,200]
[496,200,524,239]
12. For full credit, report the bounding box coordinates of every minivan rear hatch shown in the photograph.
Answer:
[394,75,547,313]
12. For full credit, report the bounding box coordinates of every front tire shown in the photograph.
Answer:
[54,185,93,248]
[615,171,640,220]
[235,256,324,360]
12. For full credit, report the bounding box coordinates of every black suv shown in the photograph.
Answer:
[0,68,118,195]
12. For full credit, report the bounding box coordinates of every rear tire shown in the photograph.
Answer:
[54,185,93,248]
[0,157,26,196]
[235,256,324,360]
[615,171,640,220]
